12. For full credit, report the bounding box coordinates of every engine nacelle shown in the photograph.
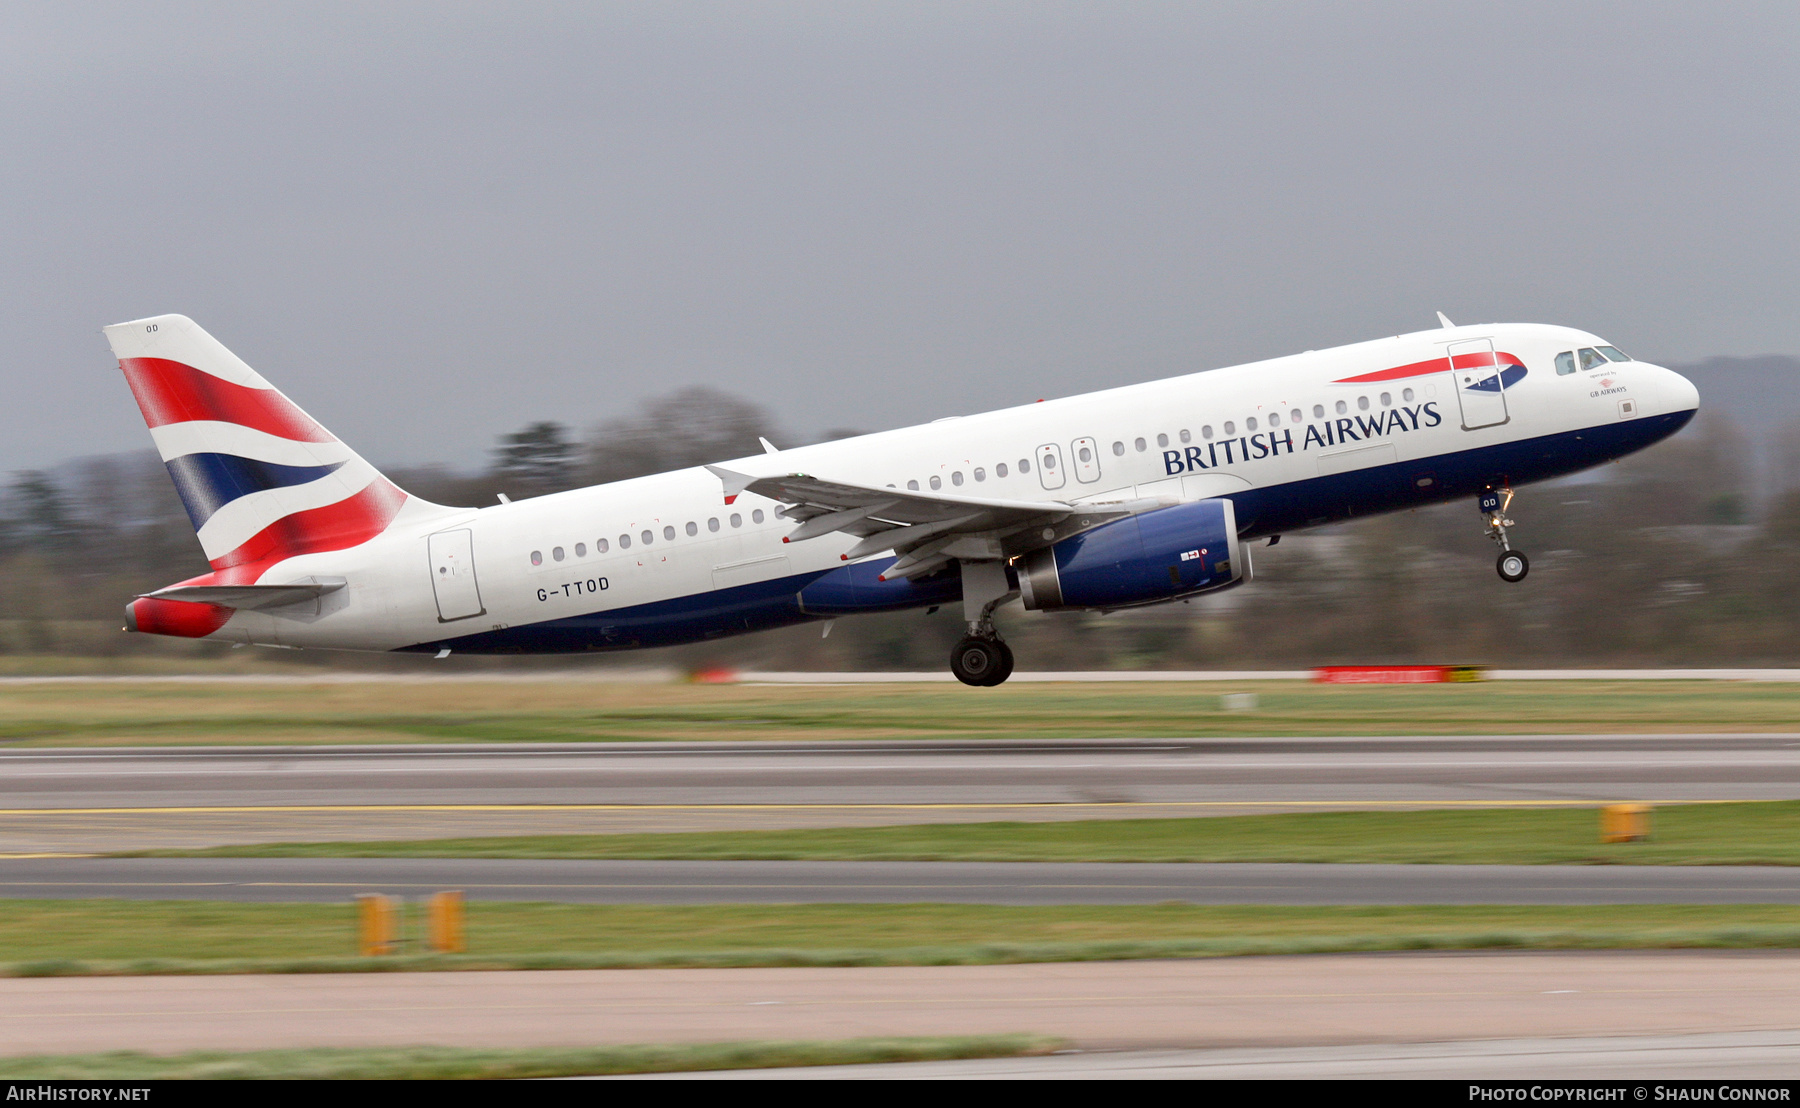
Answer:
[1018,498,1246,611]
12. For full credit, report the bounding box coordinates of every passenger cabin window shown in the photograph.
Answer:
[686,522,697,536]
[974,467,986,481]
[1335,400,1347,415]
[1246,417,1258,431]
[1202,425,1213,439]
[1268,414,1279,427]
[996,463,1008,477]
[1556,352,1577,375]
[553,547,565,561]
[575,543,586,557]
[930,476,942,490]
[951,471,964,485]
[752,509,765,523]
[907,480,919,490]
[707,518,719,532]
[596,538,610,553]
[530,550,543,566]
[1112,441,1125,456]
[1179,429,1191,443]
[1598,345,1631,362]
[1157,433,1169,448]
[641,530,653,545]
[663,525,675,540]
[619,534,631,549]
[1578,347,1608,371]
[1379,392,1391,407]
[1402,388,1415,402]
[1357,396,1370,411]
[1077,445,1092,462]
[1222,422,1235,436]
[1019,457,1031,473]
[1313,404,1325,418]
[1290,409,1302,423]
[1040,452,1056,470]
[730,513,742,527]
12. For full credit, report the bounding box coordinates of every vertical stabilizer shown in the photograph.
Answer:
[106,314,419,634]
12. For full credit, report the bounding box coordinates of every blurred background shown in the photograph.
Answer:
[5,1,1799,674]
[5,359,1795,673]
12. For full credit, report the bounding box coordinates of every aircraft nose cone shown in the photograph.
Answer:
[1667,368,1700,413]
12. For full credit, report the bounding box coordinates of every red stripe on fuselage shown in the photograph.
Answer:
[119,357,334,442]
[1335,351,1523,384]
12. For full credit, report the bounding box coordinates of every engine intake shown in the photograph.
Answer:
[1018,498,1246,611]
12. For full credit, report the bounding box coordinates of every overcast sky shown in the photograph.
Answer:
[4,1,1798,473]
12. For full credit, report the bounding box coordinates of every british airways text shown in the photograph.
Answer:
[1162,403,1443,474]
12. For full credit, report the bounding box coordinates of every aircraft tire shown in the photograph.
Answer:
[950,636,1006,687]
[1496,550,1529,583]
[980,639,1015,686]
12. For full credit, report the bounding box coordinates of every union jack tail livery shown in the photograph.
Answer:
[105,314,424,636]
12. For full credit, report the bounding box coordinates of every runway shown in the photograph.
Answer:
[4,734,1800,852]
[637,1033,1800,1079]
[3,857,1797,904]
[5,953,1799,1060]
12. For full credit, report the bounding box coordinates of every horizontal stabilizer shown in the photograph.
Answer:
[139,578,347,611]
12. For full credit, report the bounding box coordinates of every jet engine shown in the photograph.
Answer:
[1017,498,1246,611]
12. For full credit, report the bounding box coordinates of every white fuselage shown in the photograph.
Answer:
[209,322,1699,654]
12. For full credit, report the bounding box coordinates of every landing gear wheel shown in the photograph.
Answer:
[951,636,1011,687]
[1496,550,1529,583]
[984,639,1015,687]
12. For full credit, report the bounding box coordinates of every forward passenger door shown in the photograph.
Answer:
[1448,338,1510,430]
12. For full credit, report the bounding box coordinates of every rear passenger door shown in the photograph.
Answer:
[428,529,485,622]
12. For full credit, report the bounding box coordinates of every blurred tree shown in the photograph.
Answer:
[492,421,580,498]
[4,470,84,554]
[583,387,779,485]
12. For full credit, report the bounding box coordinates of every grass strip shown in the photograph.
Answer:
[0,1035,1059,1079]
[6,902,1800,977]
[134,801,1800,866]
[12,930,1800,980]
[11,679,1800,747]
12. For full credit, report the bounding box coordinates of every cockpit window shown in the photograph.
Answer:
[1555,352,1576,376]
[1597,345,1630,362]
[1578,347,1609,371]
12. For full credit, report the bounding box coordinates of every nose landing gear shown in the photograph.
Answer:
[1482,487,1529,583]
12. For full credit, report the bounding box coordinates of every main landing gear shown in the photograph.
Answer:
[1481,487,1529,583]
[951,633,1014,687]
[951,559,1019,687]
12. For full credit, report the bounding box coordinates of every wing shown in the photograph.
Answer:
[708,467,1155,580]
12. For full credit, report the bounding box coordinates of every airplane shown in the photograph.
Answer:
[108,312,1698,685]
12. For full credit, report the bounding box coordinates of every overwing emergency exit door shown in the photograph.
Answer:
[1447,338,1510,430]
[428,529,485,622]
